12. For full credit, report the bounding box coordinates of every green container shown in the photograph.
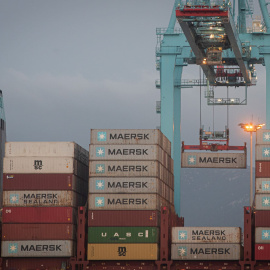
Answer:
[88,227,159,243]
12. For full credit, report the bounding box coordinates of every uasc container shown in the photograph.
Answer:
[171,243,241,260]
[172,227,241,243]
[88,227,159,243]
[88,210,160,227]
[1,240,75,257]
[2,224,76,241]
[90,129,171,155]
[87,243,158,260]
[2,207,76,224]
[256,161,270,178]
[5,141,89,165]
[3,190,85,207]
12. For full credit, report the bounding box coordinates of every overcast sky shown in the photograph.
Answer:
[0,1,267,156]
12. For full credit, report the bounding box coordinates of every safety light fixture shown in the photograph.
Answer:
[239,122,265,206]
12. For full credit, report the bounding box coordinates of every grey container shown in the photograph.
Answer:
[4,157,88,179]
[89,161,173,186]
[1,240,75,257]
[255,227,270,243]
[255,145,270,161]
[3,190,85,207]
[90,129,171,155]
[5,141,89,165]
[172,227,241,244]
[171,243,241,260]
[255,194,270,210]
[181,152,246,168]
[89,144,173,172]
[255,178,270,194]
[256,129,270,145]
[88,193,171,211]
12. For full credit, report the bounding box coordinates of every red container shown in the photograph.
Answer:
[256,161,270,178]
[88,210,160,227]
[2,224,75,240]
[2,207,76,224]
[2,258,70,270]
[3,173,87,193]
[255,244,270,260]
[254,211,270,227]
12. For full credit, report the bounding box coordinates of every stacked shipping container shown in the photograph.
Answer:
[254,129,270,260]
[171,227,242,260]
[1,142,89,259]
[88,129,174,260]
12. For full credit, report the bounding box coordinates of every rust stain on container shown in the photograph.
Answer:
[87,243,158,260]
[88,210,160,227]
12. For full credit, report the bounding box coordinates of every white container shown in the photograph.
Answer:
[88,194,171,211]
[255,178,270,193]
[172,227,241,243]
[255,145,270,161]
[3,190,85,207]
[181,152,246,168]
[4,157,88,179]
[171,243,241,260]
[255,194,270,210]
[5,142,88,165]
[1,240,74,257]
[255,227,270,243]
[90,129,171,155]
[256,129,270,145]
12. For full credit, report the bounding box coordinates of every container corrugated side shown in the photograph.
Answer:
[3,190,86,207]
[255,211,270,227]
[181,152,246,168]
[256,129,270,145]
[255,194,270,210]
[255,144,270,161]
[2,207,76,224]
[88,227,159,243]
[171,243,241,260]
[1,240,75,257]
[89,145,173,172]
[255,227,270,243]
[3,174,88,195]
[87,243,158,260]
[90,129,171,155]
[256,161,270,178]
[5,141,89,165]
[88,210,160,227]
[172,227,241,243]
[255,178,270,194]
[255,244,270,260]
[2,258,70,270]
[88,194,171,211]
[2,224,76,240]
[4,157,88,179]
[89,160,173,184]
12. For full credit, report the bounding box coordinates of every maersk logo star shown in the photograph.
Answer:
[9,194,19,204]
[262,181,270,191]
[262,230,270,240]
[178,230,188,240]
[96,147,105,157]
[95,197,105,207]
[97,132,107,142]
[178,246,187,256]
[188,155,196,165]
[96,164,105,174]
[8,243,18,254]
[262,197,270,206]
[96,180,105,190]
[262,147,270,157]
[263,132,270,142]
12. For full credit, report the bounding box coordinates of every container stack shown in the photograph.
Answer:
[254,129,270,260]
[171,227,242,260]
[1,142,89,258]
[88,129,174,260]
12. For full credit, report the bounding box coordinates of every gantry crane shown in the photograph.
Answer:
[156,0,270,215]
